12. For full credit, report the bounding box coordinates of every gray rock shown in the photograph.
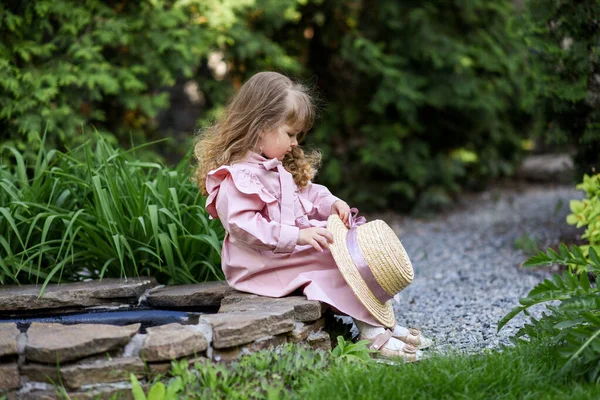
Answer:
[25,323,140,364]
[146,282,237,308]
[211,334,288,363]
[63,357,145,390]
[517,154,574,183]
[220,293,322,322]
[0,278,157,314]
[0,363,19,390]
[19,363,61,385]
[288,319,325,343]
[306,331,332,352]
[21,357,145,390]
[141,323,208,362]
[0,323,19,357]
[201,310,295,349]
[22,386,137,400]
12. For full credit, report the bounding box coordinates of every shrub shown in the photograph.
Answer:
[0,137,224,287]
[216,0,533,211]
[3,0,540,212]
[515,0,600,173]
[0,0,252,156]
[567,173,600,253]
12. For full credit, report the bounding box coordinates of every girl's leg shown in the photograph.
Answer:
[299,268,384,327]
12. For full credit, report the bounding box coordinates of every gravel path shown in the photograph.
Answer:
[375,183,583,354]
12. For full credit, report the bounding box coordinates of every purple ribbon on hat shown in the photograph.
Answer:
[346,208,393,304]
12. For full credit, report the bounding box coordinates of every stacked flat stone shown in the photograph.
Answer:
[0,278,332,399]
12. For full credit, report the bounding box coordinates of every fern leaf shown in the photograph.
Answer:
[523,251,553,267]
[497,305,526,332]
[560,328,600,376]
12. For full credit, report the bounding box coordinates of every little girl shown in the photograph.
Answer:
[194,71,430,360]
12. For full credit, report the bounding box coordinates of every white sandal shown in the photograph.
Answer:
[360,329,423,362]
[394,327,433,349]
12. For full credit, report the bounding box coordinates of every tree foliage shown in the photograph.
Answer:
[312,1,530,210]
[514,0,600,173]
[2,0,598,210]
[0,0,252,156]
[219,0,533,211]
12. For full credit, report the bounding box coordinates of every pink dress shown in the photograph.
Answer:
[205,151,381,326]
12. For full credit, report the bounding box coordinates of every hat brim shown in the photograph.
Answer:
[327,214,396,328]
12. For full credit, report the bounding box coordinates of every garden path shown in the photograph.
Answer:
[376,183,582,353]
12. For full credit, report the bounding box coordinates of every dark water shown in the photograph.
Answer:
[0,307,217,333]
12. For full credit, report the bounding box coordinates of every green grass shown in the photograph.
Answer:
[128,339,600,400]
[294,341,600,400]
[0,137,225,287]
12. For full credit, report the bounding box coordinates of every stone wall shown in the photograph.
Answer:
[0,278,332,400]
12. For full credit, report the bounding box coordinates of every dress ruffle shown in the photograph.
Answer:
[205,165,277,219]
[296,193,315,216]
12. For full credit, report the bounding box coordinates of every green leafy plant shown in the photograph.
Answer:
[330,335,376,362]
[131,373,184,400]
[567,173,600,250]
[130,343,329,400]
[498,244,600,382]
[0,0,255,157]
[0,137,224,287]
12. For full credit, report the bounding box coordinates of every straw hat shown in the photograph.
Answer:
[327,213,414,328]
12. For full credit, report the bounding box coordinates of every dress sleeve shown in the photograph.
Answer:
[214,170,299,253]
[299,181,340,220]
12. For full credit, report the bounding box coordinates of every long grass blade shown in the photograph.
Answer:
[157,232,176,280]
[0,207,26,249]
[1,137,223,285]
[4,146,29,189]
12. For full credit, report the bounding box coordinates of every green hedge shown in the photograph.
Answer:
[0,0,253,156]
[516,0,600,174]
[305,0,531,211]
[3,0,597,212]
[203,0,533,211]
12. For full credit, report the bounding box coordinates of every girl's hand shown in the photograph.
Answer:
[297,227,334,252]
[331,200,351,227]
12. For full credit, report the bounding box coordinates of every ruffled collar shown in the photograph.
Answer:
[243,151,282,170]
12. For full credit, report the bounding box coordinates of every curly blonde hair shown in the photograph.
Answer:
[194,72,321,196]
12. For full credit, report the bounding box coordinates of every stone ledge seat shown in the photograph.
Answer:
[0,279,335,399]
